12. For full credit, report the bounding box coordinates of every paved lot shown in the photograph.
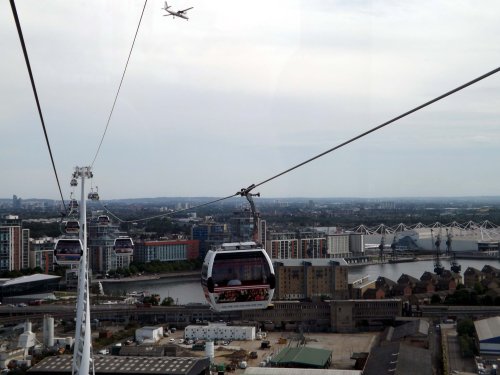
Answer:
[445,330,476,374]
[163,330,378,371]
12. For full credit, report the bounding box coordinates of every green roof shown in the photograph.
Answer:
[271,347,332,368]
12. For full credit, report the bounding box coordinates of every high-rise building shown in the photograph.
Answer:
[326,234,350,257]
[12,195,21,210]
[191,222,230,259]
[0,215,27,272]
[298,231,328,259]
[22,228,30,269]
[30,238,55,273]
[267,232,299,259]
[87,216,132,274]
[229,209,254,242]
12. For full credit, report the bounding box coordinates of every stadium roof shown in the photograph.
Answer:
[271,347,332,368]
[475,316,500,342]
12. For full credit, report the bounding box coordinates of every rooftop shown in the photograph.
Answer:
[0,273,60,287]
[27,355,210,375]
[475,316,500,341]
[244,368,361,375]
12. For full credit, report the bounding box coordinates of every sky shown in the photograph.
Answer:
[1,0,500,200]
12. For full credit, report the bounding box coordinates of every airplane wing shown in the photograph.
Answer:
[179,7,193,12]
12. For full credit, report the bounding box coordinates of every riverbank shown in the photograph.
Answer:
[94,270,200,284]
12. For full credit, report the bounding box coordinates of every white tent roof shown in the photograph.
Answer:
[475,316,500,342]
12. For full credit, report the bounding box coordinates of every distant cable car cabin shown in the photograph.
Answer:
[69,199,79,211]
[64,220,80,234]
[113,236,134,255]
[88,191,99,201]
[54,238,83,265]
[201,242,275,312]
[97,215,110,225]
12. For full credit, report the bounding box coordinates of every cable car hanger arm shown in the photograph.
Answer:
[237,184,261,243]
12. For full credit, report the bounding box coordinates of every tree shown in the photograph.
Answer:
[474,282,486,295]
[129,265,139,275]
[161,297,175,306]
[482,295,494,306]
[458,335,475,357]
[431,294,441,304]
[457,319,475,337]
[143,294,160,306]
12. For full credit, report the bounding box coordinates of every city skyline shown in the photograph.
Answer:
[2,1,500,200]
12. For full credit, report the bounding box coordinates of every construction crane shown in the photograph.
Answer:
[445,228,453,255]
[432,228,444,275]
[447,228,461,273]
[390,234,398,261]
[379,233,385,262]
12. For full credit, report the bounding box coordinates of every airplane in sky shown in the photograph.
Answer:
[162,1,193,20]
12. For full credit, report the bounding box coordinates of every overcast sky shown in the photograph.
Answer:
[1,0,500,200]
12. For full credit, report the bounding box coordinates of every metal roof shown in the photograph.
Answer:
[271,347,332,368]
[244,368,361,375]
[390,319,429,341]
[395,344,432,375]
[27,355,210,375]
[1,273,60,287]
[275,258,348,267]
[475,316,500,342]
[364,343,431,375]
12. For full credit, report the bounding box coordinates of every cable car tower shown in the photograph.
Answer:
[71,166,94,375]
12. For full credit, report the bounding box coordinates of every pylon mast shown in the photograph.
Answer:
[72,166,94,375]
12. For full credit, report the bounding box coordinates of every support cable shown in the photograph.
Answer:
[98,193,238,223]
[90,0,148,168]
[10,0,67,212]
[248,66,500,192]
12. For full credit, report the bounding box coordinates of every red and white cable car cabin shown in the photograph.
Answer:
[201,242,275,312]
[64,220,80,234]
[113,236,134,255]
[54,238,83,265]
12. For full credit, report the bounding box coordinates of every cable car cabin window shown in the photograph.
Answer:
[212,252,271,288]
[98,216,110,225]
[56,242,82,254]
[114,239,133,248]
[65,221,80,233]
[114,238,134,254]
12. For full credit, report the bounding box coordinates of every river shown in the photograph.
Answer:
[101,258,500,305]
